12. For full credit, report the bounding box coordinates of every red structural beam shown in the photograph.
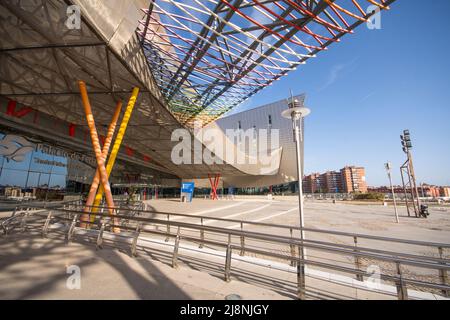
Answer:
[208,173,221,200]
[139,0,396,126]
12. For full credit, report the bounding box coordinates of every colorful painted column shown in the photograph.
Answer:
[80,99,122,227]
[78,81,118,230]
[90,87,140,221]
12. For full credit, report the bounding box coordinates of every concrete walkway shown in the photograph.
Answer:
[1,225,446,300]
[0,232,287,300]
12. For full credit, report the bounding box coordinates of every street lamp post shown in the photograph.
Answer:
[282,93,310,299]
[385,162,399,223]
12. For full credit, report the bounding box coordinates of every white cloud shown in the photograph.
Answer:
[318,64,345,92]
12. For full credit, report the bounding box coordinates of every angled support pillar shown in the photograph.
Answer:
[90,87,140,224]
[78,81,118,231]
[208,173,221,200]
[81,99,122,227]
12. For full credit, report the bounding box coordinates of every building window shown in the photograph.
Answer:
[238,121,241,130]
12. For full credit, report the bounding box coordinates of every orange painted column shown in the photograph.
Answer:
[80,99,122,227]
[78,81,119,231]
[90,87,139,217]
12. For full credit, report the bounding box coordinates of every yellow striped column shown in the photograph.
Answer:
[90,87,140,226]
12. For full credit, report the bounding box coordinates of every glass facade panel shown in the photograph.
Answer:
[26,172,40,188]
[0,130,178,201]
[0,168,28,188]
[29,152,55,174]
[51,155,68,175]
[38,173,50,188]
[49,174,66,189]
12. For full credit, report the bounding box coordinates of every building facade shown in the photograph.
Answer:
[440,187,450,197]
[303,166,367,194]
[215,94,306,188]
[341,166,368,193]
[0,97,181,201]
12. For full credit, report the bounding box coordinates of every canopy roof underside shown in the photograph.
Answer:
[139,0,395,127]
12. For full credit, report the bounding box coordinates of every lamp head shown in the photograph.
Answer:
[282,103,311,119]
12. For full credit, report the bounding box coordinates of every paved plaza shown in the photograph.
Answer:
[0,198,449,300]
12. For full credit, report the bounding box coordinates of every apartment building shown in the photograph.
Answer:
[440,187,450,197]
[303,166,367,194]
[303,173,321,194]
[341,166,367,193]
[321,171,343,193]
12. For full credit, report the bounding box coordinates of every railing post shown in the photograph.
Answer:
[172,227,181,268]
[353,236,363,281]
[225,236,232,282]
[20,210,29,233]
[66,214,79,243]
[290,228,297,267]
[165,213,170,242]
[131,223,141,257]
[395,262,408,300]
[240,222,245,256]
[297,245,306,300]
[96,221,105,249]
[199,217,204,249]
[438,247,449,297]
[42,211,52,238]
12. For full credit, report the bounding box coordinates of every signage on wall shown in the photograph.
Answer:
[0,134,34,162]
[0,132,96,166]
[34,157,67,168]
[36,144,96,166]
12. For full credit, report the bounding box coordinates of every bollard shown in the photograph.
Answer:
[353,236,363,281]
[395,262,408,300]
[438,247,449,297]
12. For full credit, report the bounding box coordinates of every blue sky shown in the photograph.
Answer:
[228,0,450,187]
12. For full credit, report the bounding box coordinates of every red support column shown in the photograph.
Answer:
[208,173,221,200]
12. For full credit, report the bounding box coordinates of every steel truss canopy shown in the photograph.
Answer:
[139,0,395,127]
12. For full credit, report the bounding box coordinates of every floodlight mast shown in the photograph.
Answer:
[399,130,421,217]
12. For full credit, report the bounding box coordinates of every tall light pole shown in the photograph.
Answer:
[400,130,421,217]
[282,92,310,299]
[385,162,399,223]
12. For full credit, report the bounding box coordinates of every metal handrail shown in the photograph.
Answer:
[72,219,450,292]
[53,203,450,250]
[42,207,450,269]
[18,204,450,299]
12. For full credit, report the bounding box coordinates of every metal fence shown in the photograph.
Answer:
[3,202,450,300]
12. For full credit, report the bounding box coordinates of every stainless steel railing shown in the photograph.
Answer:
[12,203,450,300]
